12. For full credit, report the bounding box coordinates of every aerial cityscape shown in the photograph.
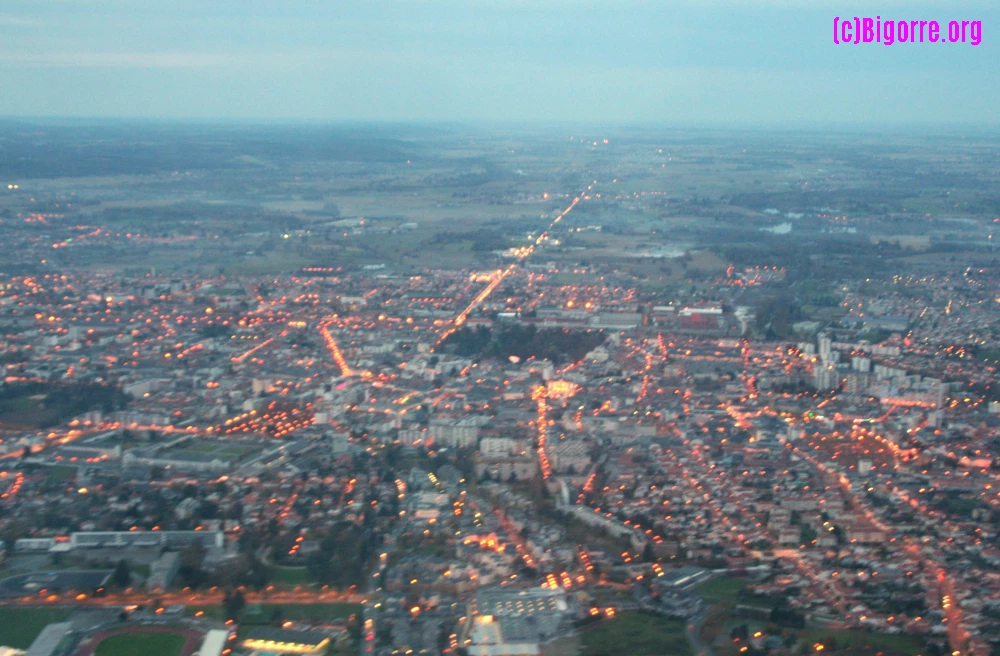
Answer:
[1,0,998,654]
[0,124,999,656]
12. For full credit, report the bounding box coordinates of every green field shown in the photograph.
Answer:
[223,253,317,275]
[250,603,359,622]
[173,441,255,458]
[0,395,46,428]
[799,628,927,655]
[582,610,691,656]
[187,602,359,638]
[45,466,79,482]
[267,564,311,585]
[0,607,74,648]
[0,383,126,430]
[0,396,40,414]
[94,631,186,656]
[696,575,750,602]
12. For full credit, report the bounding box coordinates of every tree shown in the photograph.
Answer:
[178,543,207,589]
[247,557,270,591]
[223,589,246,621]
[113,559,131,588]
[305,521,377,588]
[322,202,341,219]
[769,602,805,629]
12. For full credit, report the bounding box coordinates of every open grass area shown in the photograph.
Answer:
[697,575,750,602]
[0,395,46,429]
[0,396,40,414]
[799,628,927,656]
[0,383,126,430]
[0,607,74,648]
[588,586,634,606]
[94,631,186,656]
[267,564,311,585]
[172,441,256,459]
[582,610,691,656]
[223,253,318,276]
[45,465,79,482]
[249,603,359,622]
[187,602,360,639]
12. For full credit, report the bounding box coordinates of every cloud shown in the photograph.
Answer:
[0,48,417,70]
[0,51,237,68]
[0,14,40,26]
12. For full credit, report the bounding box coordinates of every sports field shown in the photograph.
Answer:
[0,607,73,648]
[78,627,202,656]
[94,631,186,656]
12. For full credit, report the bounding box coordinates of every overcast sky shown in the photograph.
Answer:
[0,0,996,125]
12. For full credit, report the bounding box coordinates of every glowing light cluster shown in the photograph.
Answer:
[319,322,354,377]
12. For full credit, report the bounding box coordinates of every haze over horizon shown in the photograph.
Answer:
[1,0,997,126]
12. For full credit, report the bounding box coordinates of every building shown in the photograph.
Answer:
[660,566,710,590]
[475,456,539,482]
[69,530,223,550]
[196,630,230,656]
[466,615,540,656]
[14,538,56,553]
[123,449,231,473]
[242,628,331,656]
[479,437,517,458]
[550,441,591,475]
[329,431,350,455]
[465,588,572,656]
[590,312,642,329]
[429,417,481,448]
[25,623,72,656]
[843,372,872,396]
[398,427,428,446]
[813,363,840,391]
[146,551,180,591]
[412,492,449,521]
[876,377,946,409]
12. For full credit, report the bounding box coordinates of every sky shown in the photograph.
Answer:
[0,0,996,125]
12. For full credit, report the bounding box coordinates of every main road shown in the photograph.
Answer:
[435,184,594,347]
[0,587,365,607]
